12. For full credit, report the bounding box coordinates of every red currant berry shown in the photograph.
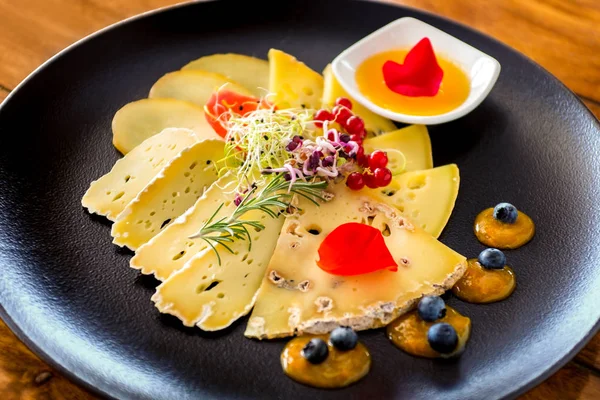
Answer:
[346,172,365,190]
[345,116,365,136]
[363,172,378,189]
[332,106,353,126]
[368,150,388,170]
[356,148,369,167]
[314,109,334,128]
[326,129,336,141]
[350,134,363,145]
[335,97,353,110]
[374,167,392,187]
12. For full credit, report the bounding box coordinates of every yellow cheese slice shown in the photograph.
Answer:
[112,98,221,154]
[365,164,460,238]
[182,53,269,97]
[152,209,284,331]
[245,183,466,339]
[363,125,433,172]
[322,64,397,136]
[111,139,225,250]
[130,174,238,280]
[149,70,253,107]
[268,49,323,110]
[82,128,199,221]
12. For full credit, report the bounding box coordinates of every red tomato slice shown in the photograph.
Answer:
[316,222,398,276]
[204,90,272,138]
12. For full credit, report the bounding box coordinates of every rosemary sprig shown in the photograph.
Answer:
[189,174,328,265]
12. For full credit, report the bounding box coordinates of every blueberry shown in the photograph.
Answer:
[417,296,447,322]
[427,323,459,354]
[493,202,518,224]
[301,338,329,364]
[478,248,506,270]
[329,326,358,351]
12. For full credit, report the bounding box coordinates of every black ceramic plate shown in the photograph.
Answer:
[1,0,599,399]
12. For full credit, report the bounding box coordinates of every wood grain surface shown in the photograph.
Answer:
[0,0,598,399]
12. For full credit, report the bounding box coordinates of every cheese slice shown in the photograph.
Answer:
[322,64,397,136]
[149,70,253,107]
[130,174,238,280]
[112,98,221,154]
[152,208,284,331]
[245,183,466,339]
[182,53,269,97]
[363,125,433,172]
[365,164,460,238]
[111,139,224,250]
[268,49,323,110]
[82,128,199,221]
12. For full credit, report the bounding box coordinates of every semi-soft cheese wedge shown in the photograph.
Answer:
[182,54,269,97]
[111,139,224,250]
[268,49,323,110]
[363,125,433,172]
[322,64,397,136]
[365,164,460,238]
[112,98,221,154]
[82,128,199,221]
[245,183,466,339]
[152,209,284,331]
[130,174,238,280]
[149,70,253,108]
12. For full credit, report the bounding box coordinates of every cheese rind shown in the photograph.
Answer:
[111,139,224,250]
[82,128,199,221]
[363,125,433,172]
[152,208,284,331]
[112,98,221,154]
[245,183,466,339]
[182,54,269,97]
[365,164,460,238]
[130,174,238,280]
[322,64,397,136]
[149,70,253,107]
[268,49,323,110]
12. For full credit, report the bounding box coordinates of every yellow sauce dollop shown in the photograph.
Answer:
[281,335,371,389]
[355,49,470,116]
[452,259,516,303]
[386,306,471,358]
[474,208,535,249]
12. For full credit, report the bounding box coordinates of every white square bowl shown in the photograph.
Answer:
[331,17,501,125]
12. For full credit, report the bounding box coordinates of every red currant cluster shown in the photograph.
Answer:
[346,150,392,190]
[313,97,392,191]
[314,97,366,145]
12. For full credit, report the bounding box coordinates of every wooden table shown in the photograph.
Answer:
[0,0,599,398]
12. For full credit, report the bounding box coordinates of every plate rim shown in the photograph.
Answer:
[0,0,598,399]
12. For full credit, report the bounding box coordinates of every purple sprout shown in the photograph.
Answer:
[322,156,335,167]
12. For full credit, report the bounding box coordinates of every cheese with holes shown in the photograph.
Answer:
[268,49,323,110]
[322,64,397,136]
[112,98,221,154]
[130,174,238,280]
[149,70,253,107]
[182,53,269,97]
[152,209,284,331]
[82,128,199,221]
[363,125,433,172]
[245,183,466,339]
[111,139,225,250]
[366,165,460,238]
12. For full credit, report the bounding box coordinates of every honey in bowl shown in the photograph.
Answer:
[355,46,470,116]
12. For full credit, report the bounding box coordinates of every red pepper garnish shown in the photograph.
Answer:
[204,90,273,138]
[316,222,398,276]
[382,38,444,97]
